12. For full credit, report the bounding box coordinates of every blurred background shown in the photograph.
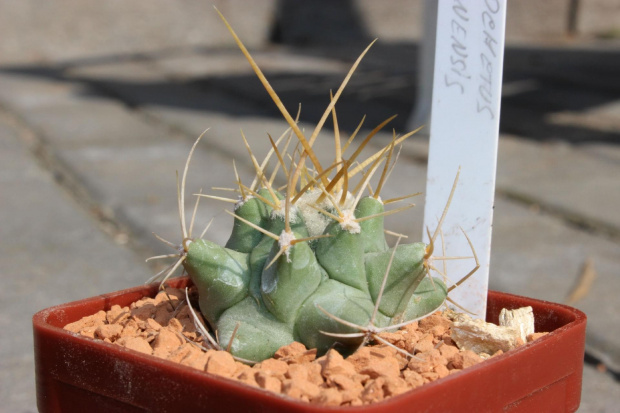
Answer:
[1,0,619,411]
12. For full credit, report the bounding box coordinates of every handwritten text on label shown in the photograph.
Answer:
[443,0,503,121]
[445,1,470,94]
[477,0,501,119]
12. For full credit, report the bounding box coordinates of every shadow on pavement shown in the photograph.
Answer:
[1,41,618,145]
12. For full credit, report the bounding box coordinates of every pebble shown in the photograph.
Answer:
[95,324,123,341]
[319,349,357,378]
[449,350,483,370]
[256,358,289,379]
[255,371,282,393]
[151,327,183,358]
[205,350,237,378]
[64,310,106,334]
[282,378,321,400]
[118,336,152,355]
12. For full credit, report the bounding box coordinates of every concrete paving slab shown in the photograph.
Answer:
[67,60,164,83]
[0,0,277,65]
[548,100,620,136]
[490,199,620,372]
[147,110,333,164]
[142,88,274,130]
[579,364,620,412]
[497,135,620,232]
[0,70,85,110]
[66,46,417,133]
[0,67,245,255]
[582,143,620,165]
[57,140,236,251]
[0,115,151,412]
[203,65,417,133]
[152,48,348,80]
[16,99,170,147]
[151,50,255,80]
[69,60,272,120]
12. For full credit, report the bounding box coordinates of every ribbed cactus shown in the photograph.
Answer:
[150,11,478,362]
[182,187,447,361]
[173,160,450,361]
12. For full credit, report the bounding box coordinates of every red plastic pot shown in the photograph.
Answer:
[33,277,586,412]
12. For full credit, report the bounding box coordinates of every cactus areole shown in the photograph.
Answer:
[151,11,478,363]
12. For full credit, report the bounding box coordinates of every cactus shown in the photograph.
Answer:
[149,11,479,362]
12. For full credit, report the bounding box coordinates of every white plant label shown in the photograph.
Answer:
[423,0,507,318]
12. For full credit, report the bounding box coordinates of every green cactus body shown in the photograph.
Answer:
[355,196,389,253]
[182,193,448,361]
[217,296,294,362]
[315,221,368,292]
[260,235,324,324]
[225,196,267,253]
[402,277,448,320]
[365,242,426,317]
[164,14,466,362]
[184,239,250,325]
[295,279,388,353]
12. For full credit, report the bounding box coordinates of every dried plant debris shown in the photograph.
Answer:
[449,306,547,357]
[65,289,548,406]
[499,306,535,343]
[565,257,596,305]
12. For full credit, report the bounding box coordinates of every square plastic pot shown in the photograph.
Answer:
[33,277,586,412]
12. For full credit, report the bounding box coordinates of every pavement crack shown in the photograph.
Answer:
[0,105,159,268]
[497,188,620,244]
[585,352,620,382]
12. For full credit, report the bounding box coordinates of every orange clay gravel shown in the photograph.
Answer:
[64,287,545,406]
